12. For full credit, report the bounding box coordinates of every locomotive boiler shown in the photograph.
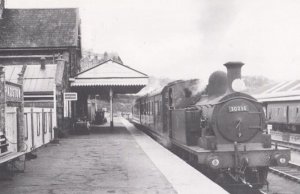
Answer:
[132,62,291,188]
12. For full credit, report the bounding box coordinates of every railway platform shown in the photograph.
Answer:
[0,117,226,194]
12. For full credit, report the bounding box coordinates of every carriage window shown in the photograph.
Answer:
[24,114,28,140]
[158,100,162,114]
[152,102,155,115]
[147,102,149,115]
[297,108,299,114]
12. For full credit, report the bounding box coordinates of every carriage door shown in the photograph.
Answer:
[5,107,18,152]
[168,88,174,136]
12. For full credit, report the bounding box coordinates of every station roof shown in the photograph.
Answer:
[5,64,58,94]
[0,8,79,49]
[71,59,148,94]
[23,65,57,94]
[253,80,300,102]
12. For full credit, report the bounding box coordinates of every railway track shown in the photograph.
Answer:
[272,139,300,152]
[223,182,267,194]
[269,162,300,183]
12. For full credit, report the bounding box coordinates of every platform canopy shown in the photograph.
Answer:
[253,80,300,102]
[71,59,148,127]
[71,59,148,94]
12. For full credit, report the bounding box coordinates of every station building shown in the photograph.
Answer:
[0,0,147,132]
[0,1,82,132]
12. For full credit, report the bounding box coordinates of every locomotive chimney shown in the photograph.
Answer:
[224,62,244,92]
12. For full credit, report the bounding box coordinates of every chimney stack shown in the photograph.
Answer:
[0,0,4,19]
[224,62,244,92]
[56,55,65,67]
[40,57,46,70]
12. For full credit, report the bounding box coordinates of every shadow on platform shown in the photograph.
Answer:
[90,126,125,134]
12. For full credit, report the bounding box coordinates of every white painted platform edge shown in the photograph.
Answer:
[121,119,228,194]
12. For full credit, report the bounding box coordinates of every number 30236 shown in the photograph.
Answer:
[228,105,248,112]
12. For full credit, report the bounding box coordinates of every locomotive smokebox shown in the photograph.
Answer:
[224,62,244,92]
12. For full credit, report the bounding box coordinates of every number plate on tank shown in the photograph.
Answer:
[228,105,249,112]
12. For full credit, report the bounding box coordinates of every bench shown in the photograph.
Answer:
[0,132,8,154]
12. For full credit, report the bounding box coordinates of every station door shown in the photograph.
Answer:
[5,107,18,152]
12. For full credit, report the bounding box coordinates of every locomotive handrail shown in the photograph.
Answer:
[212,96,260,106]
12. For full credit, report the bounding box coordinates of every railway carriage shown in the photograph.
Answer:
[265,101,300,133]
[132,79,201,145]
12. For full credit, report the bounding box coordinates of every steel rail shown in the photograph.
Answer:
[269,162,300,183]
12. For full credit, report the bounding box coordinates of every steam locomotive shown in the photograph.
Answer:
[131,62,291,188]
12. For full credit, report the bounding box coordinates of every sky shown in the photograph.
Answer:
[6,0,300,81]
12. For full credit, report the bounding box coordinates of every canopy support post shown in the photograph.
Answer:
[110,87,113,128]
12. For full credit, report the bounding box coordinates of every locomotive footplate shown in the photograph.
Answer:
[171,139,291,168]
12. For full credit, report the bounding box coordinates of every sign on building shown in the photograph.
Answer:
[5,82,22,102]
[64,92,77,101]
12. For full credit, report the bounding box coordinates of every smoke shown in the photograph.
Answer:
[188,79,207,96]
